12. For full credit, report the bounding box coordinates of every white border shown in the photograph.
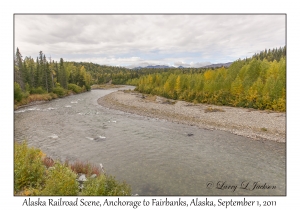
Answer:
[2,0,298,209]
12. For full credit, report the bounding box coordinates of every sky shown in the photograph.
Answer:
[14,14,286,68]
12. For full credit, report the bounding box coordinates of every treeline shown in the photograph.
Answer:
[14,48,226,97]
[14,48,92,103]
[65,62,137,85]
[127,47,286,111]
[69,62,212,85]
[251,46,286,62]
[15,46,286,111]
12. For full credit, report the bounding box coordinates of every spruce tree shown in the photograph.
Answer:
[59,58,68,89]
[14,48,25,90]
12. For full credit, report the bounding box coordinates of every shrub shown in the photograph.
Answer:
[30,87,47,94]
[18,187,41,196]
[49,92,58,99]
[81,174,131,196]
[85,85,91,91]
[41,162,79,196]
[42,156,55,168]
[14,143,131,196]
[66,160,101,176]
[52,86,67,97]
[14,141,46,192]
[82,85,87,92]
[68,83,83,94]
[27,94,52,102]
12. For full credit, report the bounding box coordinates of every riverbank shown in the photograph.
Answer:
[97,90,286,142]
[14,141,131,196]
[14,90,88,110]
[91,84,125,90]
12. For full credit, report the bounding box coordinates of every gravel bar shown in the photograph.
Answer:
[97,90,286,143]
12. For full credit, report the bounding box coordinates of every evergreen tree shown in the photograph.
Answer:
[14,48,25,90]
[54,61,59,85]
[59,58,68,89]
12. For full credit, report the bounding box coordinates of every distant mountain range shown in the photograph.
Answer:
[132,62,233,70]
[133,65,171,69]
[201,62,233,68]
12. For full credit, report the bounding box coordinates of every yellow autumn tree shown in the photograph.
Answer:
[163,80,171,97]
[230,76,244,106]
[175,75,181,95]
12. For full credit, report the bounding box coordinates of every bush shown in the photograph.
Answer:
[85,84,91,91]
[42,156,55,168]
[66,160,100,176]
[41,162,79,196]
[14,141,46,192]
[52,86,67,97]
[68,83,83,94]
[30,87,47,94]
[18,187,42,196]
[14,142,131,196]
[81,174,131,196]
[49,92,58,99]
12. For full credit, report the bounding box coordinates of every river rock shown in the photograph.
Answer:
[90,174,97,178]
[78,174,87,182]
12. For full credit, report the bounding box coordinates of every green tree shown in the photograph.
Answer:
[59,58,68,89]
[14,48,25,90]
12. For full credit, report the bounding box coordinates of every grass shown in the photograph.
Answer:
[261,127,268,132]
[91,84,123,89]
[64,160,101,176]
[14,93,61,110]
[14,87,87,110]
[204,106,225,113]
[164,99,176,105]
[15,93,57,108]
[145,95,157,102]
[123,89,134,93]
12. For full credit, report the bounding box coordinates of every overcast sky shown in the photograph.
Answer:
[15,14,285,68]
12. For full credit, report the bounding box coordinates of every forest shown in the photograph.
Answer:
[127,46,286,111]
[14,48,93,108]
[14,46,286,111]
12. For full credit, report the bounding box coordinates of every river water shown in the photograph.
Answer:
[14,87,286,196]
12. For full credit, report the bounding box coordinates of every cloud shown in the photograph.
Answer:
[15,14,285,66]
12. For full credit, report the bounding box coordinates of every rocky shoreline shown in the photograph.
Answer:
[97,90,286,143]
[14,100,49,110]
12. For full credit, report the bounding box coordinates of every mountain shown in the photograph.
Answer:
[132,62,233,70]
[145,65,171,69]
[132,65,171,70]
[202,62,233,68]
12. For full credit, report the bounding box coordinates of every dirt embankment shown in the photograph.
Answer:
[97,90,286,143]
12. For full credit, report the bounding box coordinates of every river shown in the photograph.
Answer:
[14,86,286,196]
